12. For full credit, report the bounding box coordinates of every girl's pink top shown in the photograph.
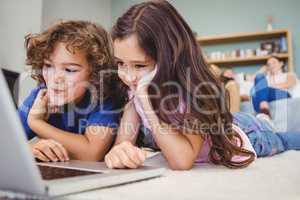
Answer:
[195,124,257,163]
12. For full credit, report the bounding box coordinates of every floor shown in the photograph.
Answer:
[66,150,300,200]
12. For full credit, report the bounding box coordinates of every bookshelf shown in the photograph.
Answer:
[197,29,293,71]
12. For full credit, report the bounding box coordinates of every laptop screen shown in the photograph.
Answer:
[1,68,19,107]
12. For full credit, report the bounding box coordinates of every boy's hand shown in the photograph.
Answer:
[104,141,146,169]
[28,89,49,122]
[30,139,69,162]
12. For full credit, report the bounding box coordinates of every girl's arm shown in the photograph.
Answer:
[104,100,147,169]
[138,93,203,170]
[114,100,141,145]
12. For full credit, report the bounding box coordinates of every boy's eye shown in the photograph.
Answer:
[44,63,53,68]
[65,68,78,73]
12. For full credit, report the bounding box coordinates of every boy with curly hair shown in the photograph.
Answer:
[18,20,120,162]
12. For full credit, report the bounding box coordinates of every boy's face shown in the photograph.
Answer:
[42,42,91,106]
[114,34,156,91]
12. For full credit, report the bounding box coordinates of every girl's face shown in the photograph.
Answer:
[42,42,91,106]
[113,34,156,91]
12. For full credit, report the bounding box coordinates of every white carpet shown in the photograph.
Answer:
[66,150,300,200]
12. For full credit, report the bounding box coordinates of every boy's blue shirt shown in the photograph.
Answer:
[18,85,120,140]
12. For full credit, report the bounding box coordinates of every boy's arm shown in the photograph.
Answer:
[18,87,41,140]
[27,89,117,161]
[28,120,114,161]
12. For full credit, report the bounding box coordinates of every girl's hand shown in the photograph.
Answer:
[30,139,69,162]
[28,89,49,122]
[136,65,158,94]
[104,141,146,169]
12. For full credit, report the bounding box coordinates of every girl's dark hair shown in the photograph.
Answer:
[112,0,255,168]
[25,20,121,104]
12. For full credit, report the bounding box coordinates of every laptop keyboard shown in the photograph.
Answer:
[38,165,101,180]
[0,166,102,199]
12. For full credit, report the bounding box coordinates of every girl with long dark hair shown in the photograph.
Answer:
[105,0,300,170]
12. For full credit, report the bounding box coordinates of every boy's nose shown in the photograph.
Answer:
[53,70,65,83]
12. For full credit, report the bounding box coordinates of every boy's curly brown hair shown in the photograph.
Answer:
[25,20,118,102]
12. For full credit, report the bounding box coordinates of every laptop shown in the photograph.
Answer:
[0,69,165,198]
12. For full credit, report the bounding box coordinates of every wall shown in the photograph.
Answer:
[42,0,111,31]
[1,0,299,104]
[0,0,112,104]
[111,0,300,76]
[0,0,43,104]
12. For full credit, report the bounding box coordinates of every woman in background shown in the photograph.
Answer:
[252,55,298,117]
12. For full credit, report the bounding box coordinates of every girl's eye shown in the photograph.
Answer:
[135,64,147,69]
[65,68,78,73]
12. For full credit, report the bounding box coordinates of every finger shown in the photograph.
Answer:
[47,142,65,162]
[38,89,48,106]
[37,89,47,100]
[104,155,112,169]
[123,146,144,166]
[51,140,69,161]
[136,66,157,90]
[32,148,49,162]
[42,92,49,107]
[109,153,125,169]
[32,90,48,113]
[116,148,138,169]
[120,142,144,164]
[134,147,146,162]
[41,90,48,99]
[40,146,59,162]
[57,142,69,161]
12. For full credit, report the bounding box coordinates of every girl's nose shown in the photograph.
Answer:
[125,69,137,83]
